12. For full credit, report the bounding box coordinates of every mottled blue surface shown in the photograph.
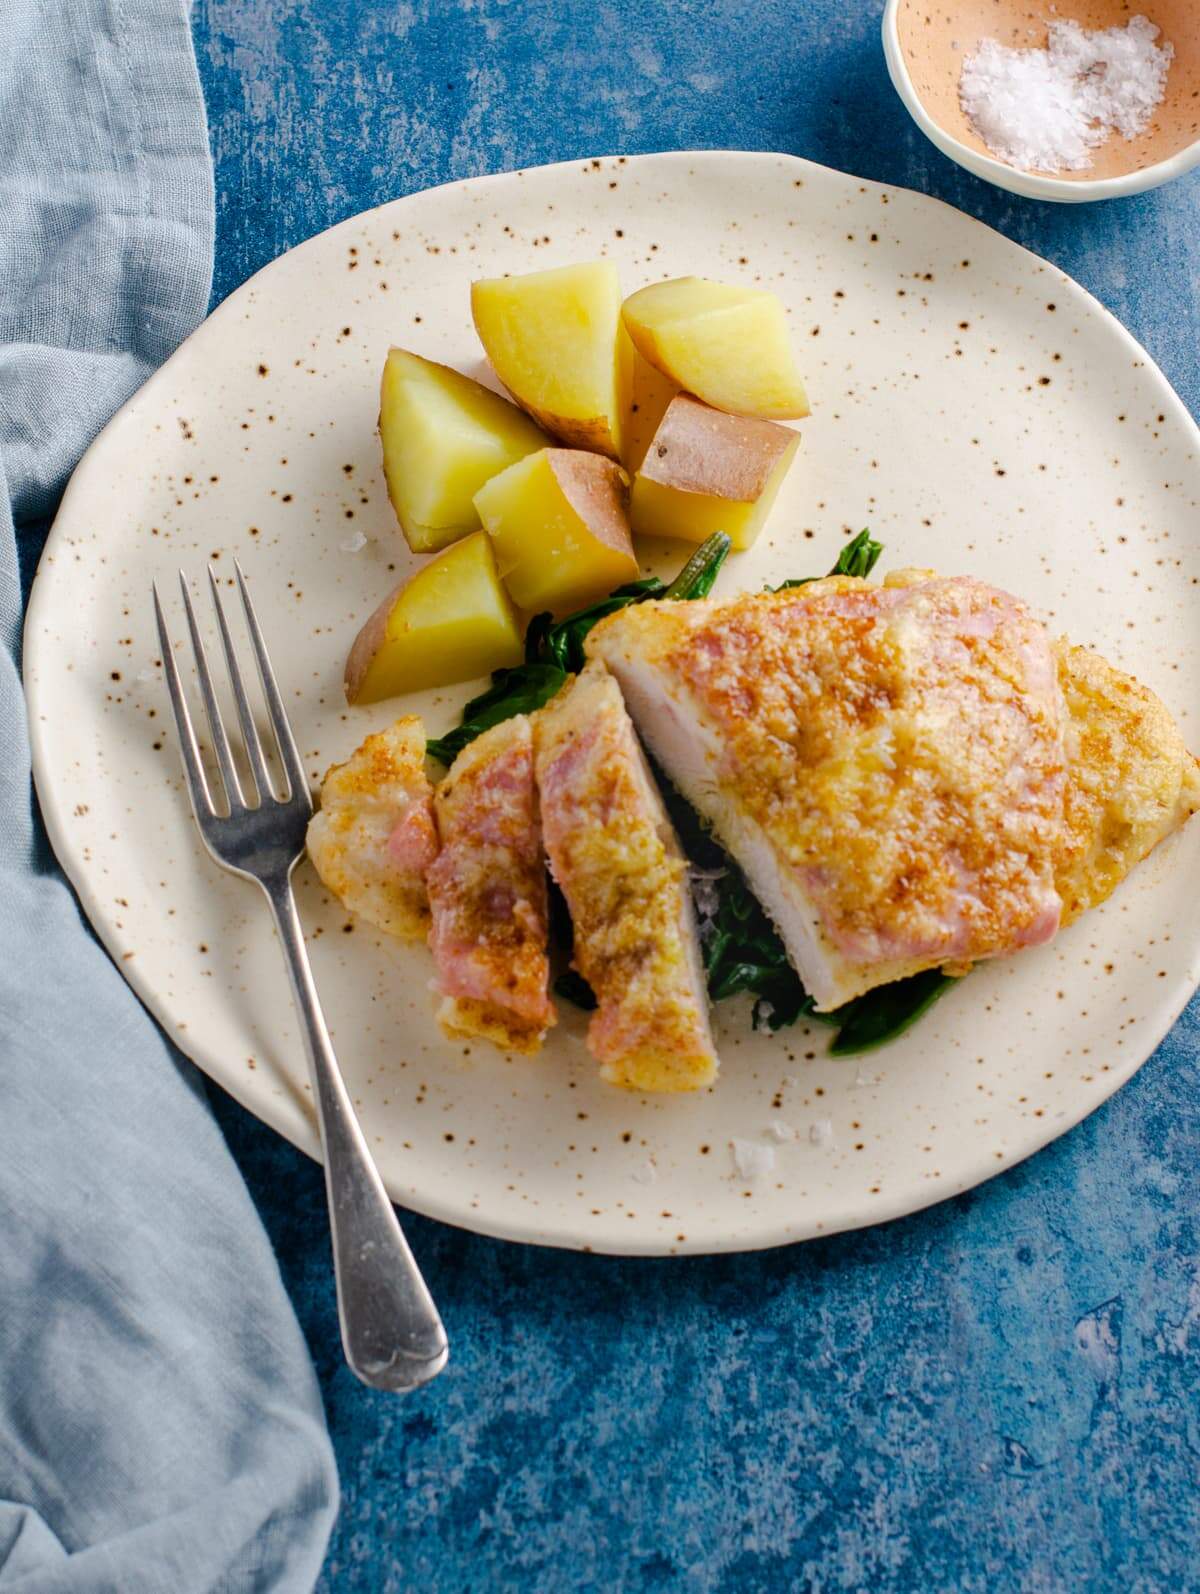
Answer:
[191,3,1200,1589]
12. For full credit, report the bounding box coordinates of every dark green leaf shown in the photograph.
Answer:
[654,767,807,1022]
[830,527,884,580]
[523,610,555,664]
[425,662,566,765]
[755,985,820,1032]
[663,532,733,600]
[538,577,667,673]
[773,527,884,590]
[827,970,957,1055]
[429,536,732,763]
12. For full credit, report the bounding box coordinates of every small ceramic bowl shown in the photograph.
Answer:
[883,0,1200,201]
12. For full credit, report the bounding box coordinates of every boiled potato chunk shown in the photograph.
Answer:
[630,394,800,551]
[344,531,523,704]
[379,348,548,553]
[471,262,624,459]
[622,277,810,420]
[474,447,637,615]
[620,331,679,472]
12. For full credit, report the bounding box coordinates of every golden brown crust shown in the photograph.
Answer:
[436,995,548,1055]
[534,663,716,1092]
[590,571,1066,1003]
[306,717,435,939]
[591,573,1200,1008]
[426,716,555,1054]
[1054,640,1200,923]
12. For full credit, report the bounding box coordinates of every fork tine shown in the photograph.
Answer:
[207,566,275,805]
[179,573,243,811]
[153,581,214,819]
[234,559,311,806]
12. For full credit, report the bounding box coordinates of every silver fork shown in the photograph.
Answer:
[153,563,448,1393]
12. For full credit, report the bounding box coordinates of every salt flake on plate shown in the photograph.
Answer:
[689,865,725,933]
[730,1138,775,1181]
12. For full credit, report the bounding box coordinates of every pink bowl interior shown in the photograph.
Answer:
[896,0,1200,179]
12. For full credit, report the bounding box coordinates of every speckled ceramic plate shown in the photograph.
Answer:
[25,152,1200,1255]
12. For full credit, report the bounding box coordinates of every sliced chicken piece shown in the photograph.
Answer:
[533,660,718,1092]
[1054,641,1200,923]
[425,716,555,1054]
[306,716,436,939]
[588,570,1067,1009]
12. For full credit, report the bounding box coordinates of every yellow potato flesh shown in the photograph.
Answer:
[474,448,638,615]
[620,334,679,472]
[345,531,524,704]
[621,277,810,420]
[629,394,800,550]
[379,349,548,553]
[630,440,797,550]
[471,262,624,458]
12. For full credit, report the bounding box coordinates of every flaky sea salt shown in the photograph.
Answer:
[809,1118,834,1148]
[959,16,1173,173]
[730,1138,775,1181]
[339,529,368,553]
[689,866,725,937]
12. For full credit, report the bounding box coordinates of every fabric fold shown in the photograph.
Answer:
[0,2,338,1590]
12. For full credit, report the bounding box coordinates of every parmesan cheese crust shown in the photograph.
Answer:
[306,716,436,940]
[534,662,717,1091]
[1054,640,1200,923]
[589,571,1067,1007]
[426,716,555,1054]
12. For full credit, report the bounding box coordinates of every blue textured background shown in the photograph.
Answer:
[189,3,1200,1589]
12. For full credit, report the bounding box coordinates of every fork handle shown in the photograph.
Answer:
[263,874,448,1393]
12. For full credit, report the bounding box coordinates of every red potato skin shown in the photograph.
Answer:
[526,409,619,459]
[639,395,797,503]
[546,449,635,561]
[344,580,403,704]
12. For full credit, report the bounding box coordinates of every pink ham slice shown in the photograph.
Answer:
[425,715,555,1054]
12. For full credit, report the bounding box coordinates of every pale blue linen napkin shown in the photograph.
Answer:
[0,3,338,1590]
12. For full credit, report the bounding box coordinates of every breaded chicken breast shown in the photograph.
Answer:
[426,716,556,1054]
[1054,641,1200,923]
[306,716,436,939]
[588,571,1068,1010]
[534,661,718,1091]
